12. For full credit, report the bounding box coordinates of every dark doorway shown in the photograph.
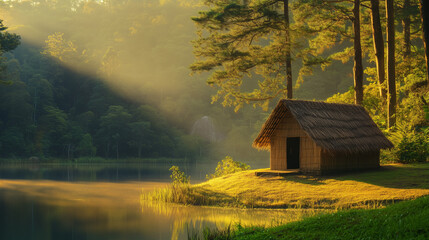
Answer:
[287,137,300,169]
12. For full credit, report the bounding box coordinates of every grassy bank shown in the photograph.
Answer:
[143,163,429,209]
[210,195,429,240]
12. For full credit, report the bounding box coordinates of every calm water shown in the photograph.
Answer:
[0,162,319,240]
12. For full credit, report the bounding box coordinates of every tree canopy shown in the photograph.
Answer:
[0,19,20,84]
[191,0,298,111]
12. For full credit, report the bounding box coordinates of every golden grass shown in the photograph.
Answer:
[150,163,429,209]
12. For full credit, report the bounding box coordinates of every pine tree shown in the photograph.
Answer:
[386,0,396,128]
[292,0,364,105]
[353,0,363,105]
[402,0,411,59]
[419,0,429,83]
[191,0,296,111]
[0,19,21,85]
[370,0,386,99]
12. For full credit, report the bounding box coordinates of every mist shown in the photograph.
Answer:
[0,0,273,164]
[0,0,357,165]
[3,0,200,104]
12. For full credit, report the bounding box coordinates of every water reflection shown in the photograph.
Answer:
[0,161,271,182]
[141,201,321,240]
[0,163,323,240]
[0,162,209,182]
[0,179,322,240]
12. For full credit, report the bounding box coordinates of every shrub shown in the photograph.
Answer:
[143,166,193,204]
[169,165,192,202]
[169,165,190,185]
[385,125,429,163]
[206,156,250,179]
[395,129,429,163]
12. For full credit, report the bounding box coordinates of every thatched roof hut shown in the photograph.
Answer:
[253,100,393,174]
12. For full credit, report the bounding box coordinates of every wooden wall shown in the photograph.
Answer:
[320,150,380,174]
[268,110,380,174]
[270,111,321,172]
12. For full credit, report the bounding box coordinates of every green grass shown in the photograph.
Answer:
[212,195,429,240]
[143,163,429,209]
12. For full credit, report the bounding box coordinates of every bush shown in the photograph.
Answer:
[169,165,190,185]
[206,156,250,179]
[385,126,429,163]
[396,129,429,163]
[168,165,192,202]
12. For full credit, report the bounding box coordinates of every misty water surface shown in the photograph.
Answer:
[0,162,321,240]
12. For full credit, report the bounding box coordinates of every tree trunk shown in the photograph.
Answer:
[106,142,110,158]
[386,0,396,128]
[403,0,411,59]
[419,0,429,83]
[33,88,38,125]
[67,144,71,160]
[353,0,363,105]
[284,0,293,99]
[370,0,386,99]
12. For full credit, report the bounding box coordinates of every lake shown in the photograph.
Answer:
[0,161,320,240]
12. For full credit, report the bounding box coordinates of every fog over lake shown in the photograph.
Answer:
[0,162,321,240]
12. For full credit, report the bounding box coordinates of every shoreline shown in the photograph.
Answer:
[143,163,429,210]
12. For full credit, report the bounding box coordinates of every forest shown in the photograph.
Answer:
[0,0,269,161]
[0,0,427,163]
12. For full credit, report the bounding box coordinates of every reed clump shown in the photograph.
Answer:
[143,165,196,204]
[142,165,237,206]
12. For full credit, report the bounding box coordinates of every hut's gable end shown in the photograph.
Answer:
[253,102,288,150]
[269,113,321,171]
[272,112,304,138]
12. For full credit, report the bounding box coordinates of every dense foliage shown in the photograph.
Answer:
[385,125,429,163]
[0,30,203,159]
[0,48,200,159]
[170,165,191,185]
[0,0,271,161]
[0,20,20,85]
[192,0,428,163]
[0,0,428,163]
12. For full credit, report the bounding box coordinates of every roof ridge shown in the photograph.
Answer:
[253,99,394,152]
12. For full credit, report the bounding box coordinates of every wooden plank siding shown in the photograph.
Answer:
[268,108,381,175]
[320,150,380,174]
[270,111,321,172]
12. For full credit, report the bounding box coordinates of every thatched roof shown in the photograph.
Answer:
[253,100,394,152]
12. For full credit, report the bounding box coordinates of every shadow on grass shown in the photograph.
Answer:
[256,163,429,189]
[277,175,325,186]
[255,171,326,185]
[324,163,429,190]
